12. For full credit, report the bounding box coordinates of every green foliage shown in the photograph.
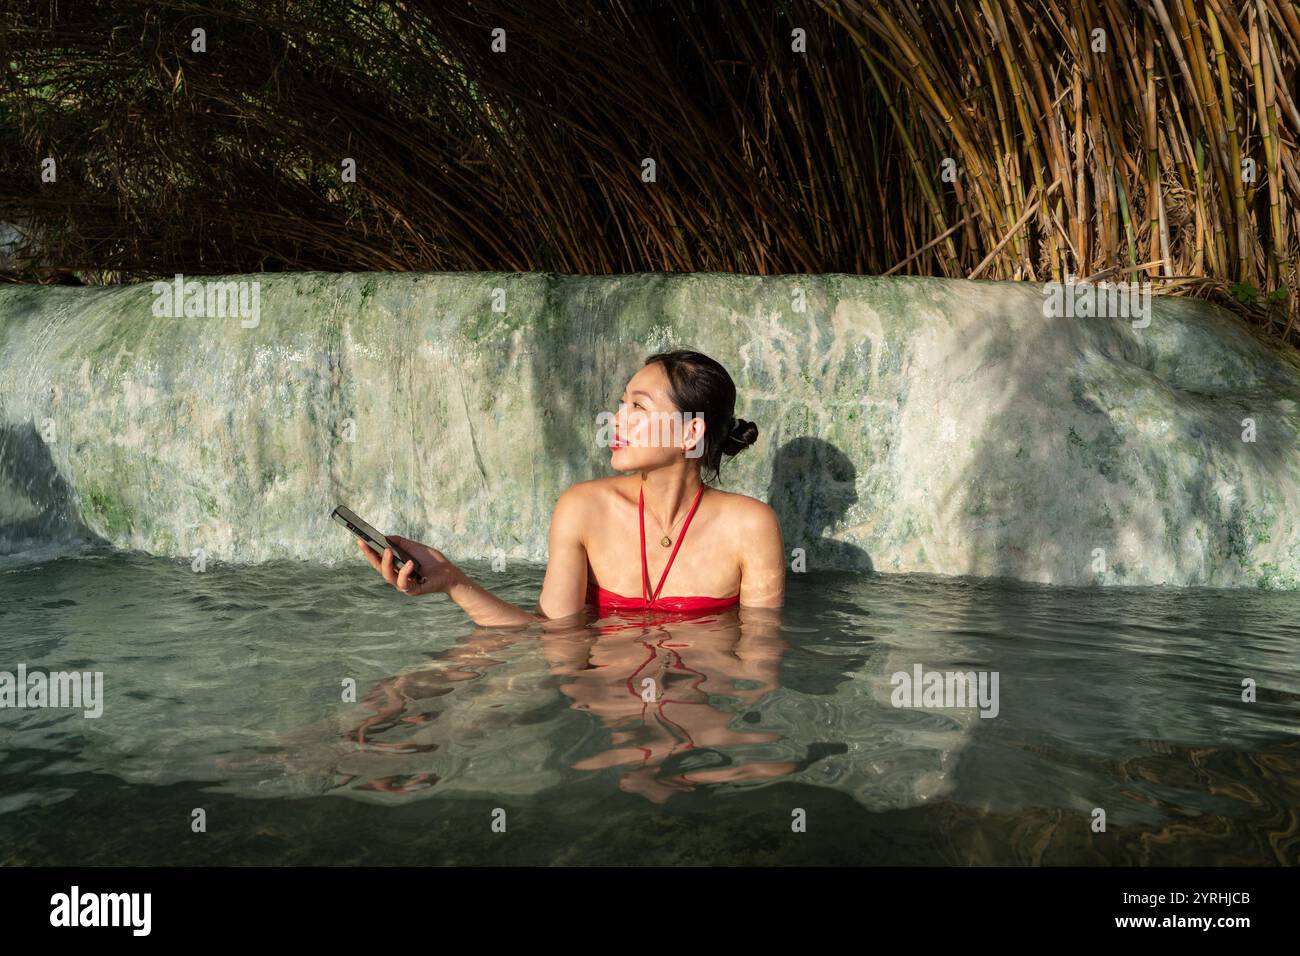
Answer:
[1231,282,1259,307]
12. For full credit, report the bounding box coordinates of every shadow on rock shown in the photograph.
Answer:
[767,437,873,573]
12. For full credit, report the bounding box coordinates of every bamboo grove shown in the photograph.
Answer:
[2,0,1298,345]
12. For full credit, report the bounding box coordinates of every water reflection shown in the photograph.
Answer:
[327,606,813,801]
[541,606,800,802]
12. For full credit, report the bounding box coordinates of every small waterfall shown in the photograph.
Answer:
[1,272,1298,588]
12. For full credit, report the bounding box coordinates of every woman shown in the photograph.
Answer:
[357,350,786,625]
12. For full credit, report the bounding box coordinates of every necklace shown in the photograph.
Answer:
[644,486,699,547]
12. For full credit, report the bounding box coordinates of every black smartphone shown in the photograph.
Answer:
[331,505,424,583]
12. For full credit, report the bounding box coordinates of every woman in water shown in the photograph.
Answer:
[357,350,785,624]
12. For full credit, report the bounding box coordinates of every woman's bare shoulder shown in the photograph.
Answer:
[555,475,631,508]
[708,488,779,528]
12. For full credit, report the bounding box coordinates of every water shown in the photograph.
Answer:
[1,546,1298,865]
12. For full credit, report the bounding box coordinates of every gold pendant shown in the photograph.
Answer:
[660,535,673,548]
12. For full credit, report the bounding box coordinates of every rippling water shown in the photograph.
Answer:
[1,546,1297,865]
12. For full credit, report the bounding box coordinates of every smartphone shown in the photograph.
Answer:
[331,505,424,583]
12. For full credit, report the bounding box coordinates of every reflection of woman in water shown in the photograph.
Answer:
[336,610,801,801]
[357,350,785,619]
[540,610,801,802]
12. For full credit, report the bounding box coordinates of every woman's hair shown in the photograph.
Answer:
[643,349,758,483]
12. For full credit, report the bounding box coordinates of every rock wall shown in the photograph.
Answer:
[1,273,1298,587]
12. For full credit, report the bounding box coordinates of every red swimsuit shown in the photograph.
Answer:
[588,484,741,614]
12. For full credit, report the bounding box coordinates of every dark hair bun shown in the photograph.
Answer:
[722,418,759,455]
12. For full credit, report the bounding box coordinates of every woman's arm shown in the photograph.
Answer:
[738,500,786,608]
[358,484,593,627]
[536,485,593,618]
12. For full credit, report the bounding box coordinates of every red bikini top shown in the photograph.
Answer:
[588,483,740,614]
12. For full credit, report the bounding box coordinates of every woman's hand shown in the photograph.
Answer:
[356,534,539,627]
[355,535,463,596]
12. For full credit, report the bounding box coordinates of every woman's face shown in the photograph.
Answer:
[609,362,703,472]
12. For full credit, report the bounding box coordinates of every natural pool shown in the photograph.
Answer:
[1,545,1297,866]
